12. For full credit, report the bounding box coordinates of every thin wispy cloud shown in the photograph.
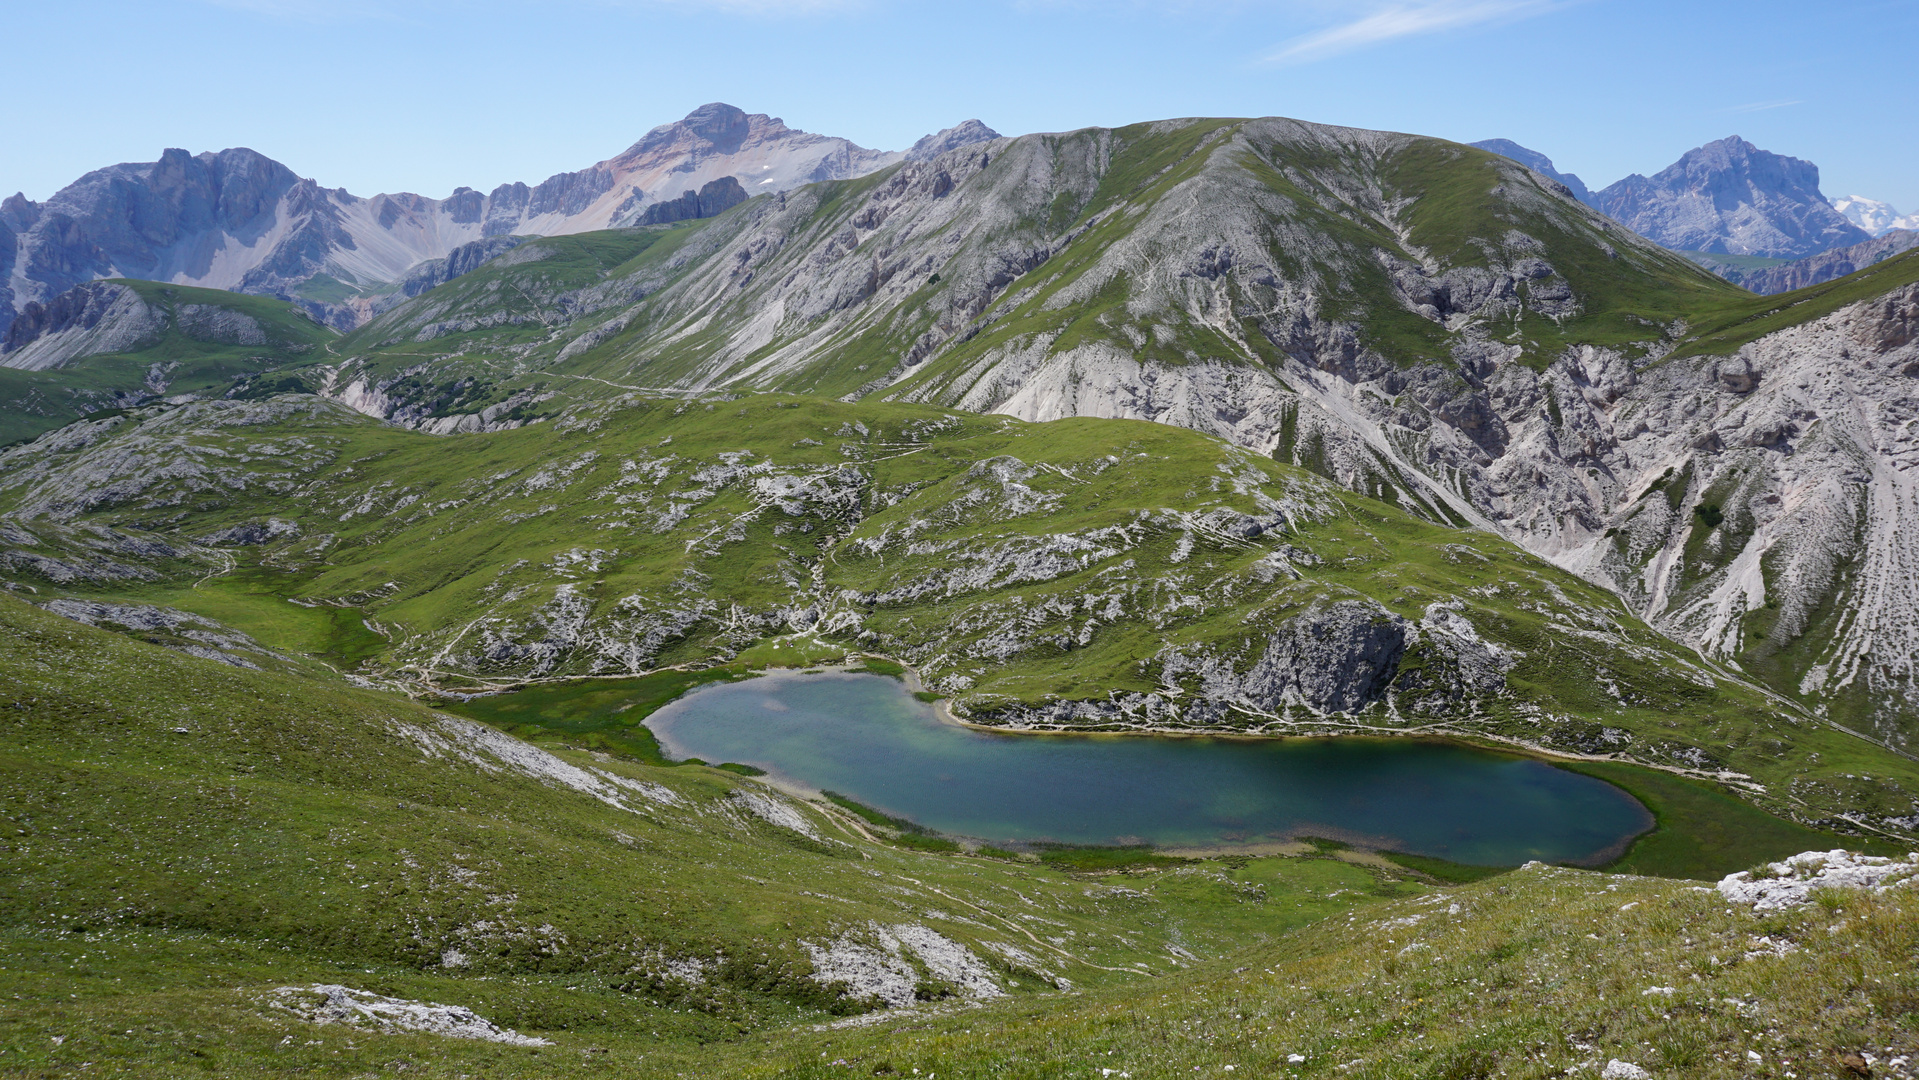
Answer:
[1725,99,1803,114]
[1263,0,1568,65]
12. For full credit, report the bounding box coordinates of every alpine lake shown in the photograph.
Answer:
[639,669,1653,867]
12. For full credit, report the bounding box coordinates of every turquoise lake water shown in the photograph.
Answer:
[645,671,1653,866]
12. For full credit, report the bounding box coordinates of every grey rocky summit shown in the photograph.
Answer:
[1593,135,1870,257]
[0,105,1001,334]
[905,120,1001,163]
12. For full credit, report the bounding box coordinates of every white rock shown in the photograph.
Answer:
[1715,849,1919,910]
[267,984,548,1045]
[1601,1060,1651,1080]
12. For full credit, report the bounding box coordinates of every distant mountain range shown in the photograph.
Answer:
[1477,134,1911,288]
[1832,194,1919,236]
[0,104,997,333]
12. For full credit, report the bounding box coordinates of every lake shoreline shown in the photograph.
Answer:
[645,664,1656,868]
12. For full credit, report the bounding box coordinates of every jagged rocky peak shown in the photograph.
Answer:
[906,119,1002,162]
[1471,139,1594,205]
[0,104,1004,335]
[1594,135,1870,258]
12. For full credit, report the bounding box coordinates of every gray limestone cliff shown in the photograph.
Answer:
[1593,136,1870,258]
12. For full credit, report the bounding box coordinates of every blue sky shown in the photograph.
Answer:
[5,0,1915,210]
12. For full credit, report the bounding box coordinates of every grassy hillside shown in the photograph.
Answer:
[0,592,1425,1069]
[4,586,1914,1078]
[0,279,336,445]
[269,118,1757,436]
[0,392,1913,841]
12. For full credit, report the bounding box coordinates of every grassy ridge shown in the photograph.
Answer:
[1671,246,1919,358]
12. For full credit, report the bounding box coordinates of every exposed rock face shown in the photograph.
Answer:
[399,235,535,298]
[1594,136,1870,257]
[1472,139,1595,205]
[0,282,164,370]
[906,119,1001,163]
[1171,600,1409,716]
[0,104,990,332]
[636,176,748,226]
[1732,229,1919,294]
[39,598,281,669]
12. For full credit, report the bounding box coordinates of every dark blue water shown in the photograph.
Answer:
[646,671,1651,866]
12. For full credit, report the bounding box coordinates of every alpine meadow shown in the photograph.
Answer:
[4,82,1919,1080]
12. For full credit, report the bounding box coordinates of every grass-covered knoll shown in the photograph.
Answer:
[1,392,1913,842]
[1,593,1448,1071]
[0,279,337,445]
[325,221,718,401]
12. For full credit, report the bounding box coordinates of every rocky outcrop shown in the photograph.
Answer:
[1594,136,1870,257]
[399,235,535,298]
[0,282,165,370]
[636,177,748,226]
[39,598,283,669]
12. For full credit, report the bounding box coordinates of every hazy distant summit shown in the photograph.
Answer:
[1478,134,1872,260]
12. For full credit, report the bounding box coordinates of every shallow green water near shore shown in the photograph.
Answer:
[646,671,1652,866]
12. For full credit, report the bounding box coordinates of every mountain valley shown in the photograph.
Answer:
[4,104,1919,1078]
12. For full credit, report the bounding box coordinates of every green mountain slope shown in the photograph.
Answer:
[0,279,336,445]
[308,118,1750,434]
[1,392,1912,840]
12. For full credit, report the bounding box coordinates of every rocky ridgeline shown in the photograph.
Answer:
[0,105,998,333]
